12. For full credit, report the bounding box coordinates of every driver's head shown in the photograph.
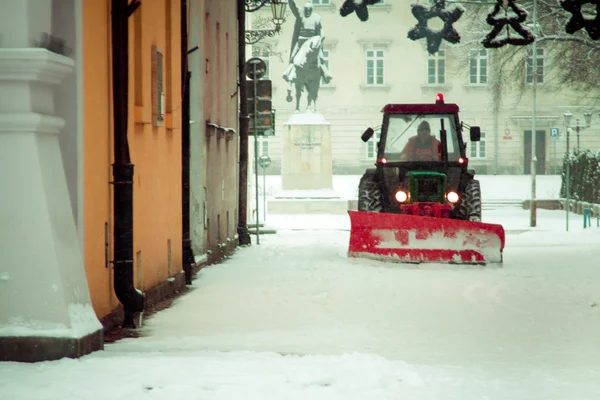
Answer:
[304,3,313,17]
[417,121,431,140]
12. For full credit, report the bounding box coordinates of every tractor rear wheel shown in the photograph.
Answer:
[456,179,482,222]
[357,172,383,212]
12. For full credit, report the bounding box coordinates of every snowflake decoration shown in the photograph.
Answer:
[339,0,383,22]
[560,0,600,40]
[482,0,535,48]
[407,0,464,54]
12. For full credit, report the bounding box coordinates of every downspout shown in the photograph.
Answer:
[181,0,194,284]
[111,0,144,327]
[237,0,251,245]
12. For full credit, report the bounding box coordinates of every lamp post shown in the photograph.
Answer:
[245,0,288,44]
[563,110,594,231]
[237,0,287,246]
[529,0,539,228]
[563,111,572,231]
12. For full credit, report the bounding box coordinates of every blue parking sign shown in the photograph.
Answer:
[550,128,559,137]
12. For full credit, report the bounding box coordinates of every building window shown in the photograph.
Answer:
[526,48,544,84]
[428,49,445,84]
[259,137,269,157]
[151,45,165,125]
[366,129,381,159]
[366,49,384,85]
[321,48,330,85]
[312,0,329,4]
[252,48,270,80]
[470,132,486,159]
[469,49,488,85]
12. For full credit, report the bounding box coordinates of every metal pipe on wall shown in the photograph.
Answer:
[237,0,251,245]
[181,0,194,284]
[110,0,144,327]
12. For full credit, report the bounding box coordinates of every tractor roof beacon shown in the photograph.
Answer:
[347,94,506,266]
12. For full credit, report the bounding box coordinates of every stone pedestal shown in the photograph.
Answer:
[281,112,334,193]
[0,46,103,360]
[269,112,350,214]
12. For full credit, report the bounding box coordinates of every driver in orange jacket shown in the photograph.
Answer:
[400,121,442,161]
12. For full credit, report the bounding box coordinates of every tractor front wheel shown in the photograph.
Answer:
[357,173,383,212]
[456,179,482,222]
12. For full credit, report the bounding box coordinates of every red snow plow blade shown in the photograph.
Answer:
[347,210,505,264]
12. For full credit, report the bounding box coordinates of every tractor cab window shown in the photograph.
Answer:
[383,114,460,162]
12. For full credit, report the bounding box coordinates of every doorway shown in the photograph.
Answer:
[523,130,546,174]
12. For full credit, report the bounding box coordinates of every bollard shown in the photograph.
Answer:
[583,208,592,228]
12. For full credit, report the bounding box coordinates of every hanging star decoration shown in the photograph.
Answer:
[339,0,383,22]
[482,0,535,48]
[560,0,600,40]
[407,0,464,54]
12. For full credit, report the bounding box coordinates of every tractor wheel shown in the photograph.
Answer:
[357,173,383,212]
[456,179,482,222]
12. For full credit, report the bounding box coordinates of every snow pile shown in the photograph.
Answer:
[0,303,101,338]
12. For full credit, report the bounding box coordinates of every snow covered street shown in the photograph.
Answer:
[2,177,600,399]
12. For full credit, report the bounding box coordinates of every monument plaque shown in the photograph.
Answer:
[281,112,333,192]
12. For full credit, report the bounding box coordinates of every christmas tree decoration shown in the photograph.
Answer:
[339,0,384,22]
[407,0,464,54]
[560,0,600,40]
[482,0,535,48]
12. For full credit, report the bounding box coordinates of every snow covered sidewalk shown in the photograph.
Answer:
[2,206,600,399]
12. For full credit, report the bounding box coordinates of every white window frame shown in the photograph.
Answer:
[526,47,544,84]
[259,137,269,157]
[427,49,445,85]
[365,49,385,86]
[470,132,486,159]
[469,49,488,85]
[366,129,381,159]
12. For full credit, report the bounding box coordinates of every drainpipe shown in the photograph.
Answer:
[237,0,251,245]
[181,0,194,284]
[111,0,144,327]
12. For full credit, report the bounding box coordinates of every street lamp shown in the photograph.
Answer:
[563,111,572,231]
[565,111,592,151]
[529,0,539,228]
[245,0,288,44]
[562,110,595,231]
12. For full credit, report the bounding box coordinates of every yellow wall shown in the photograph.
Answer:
[82,0,183,320]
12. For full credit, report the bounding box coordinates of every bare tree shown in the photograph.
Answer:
[453,0,600,105]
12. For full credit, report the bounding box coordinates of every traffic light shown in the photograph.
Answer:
[248,111,273,132]
[246,79,273,134]
[246,80,272,114]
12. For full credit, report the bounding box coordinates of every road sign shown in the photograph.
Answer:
[258,155,271,169]
[245,57,267,80]
[550,127,560,137]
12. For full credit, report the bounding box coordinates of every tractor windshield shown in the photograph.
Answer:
[383,114,461,162]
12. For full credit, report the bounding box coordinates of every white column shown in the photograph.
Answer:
[0,0,102,350]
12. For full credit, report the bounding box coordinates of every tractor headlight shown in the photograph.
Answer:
[446,191,459,203]
[395,190,408,203]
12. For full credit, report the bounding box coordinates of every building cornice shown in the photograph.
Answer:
[0,49,74,85]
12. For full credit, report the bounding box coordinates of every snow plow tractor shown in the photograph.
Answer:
[348,94,505,265]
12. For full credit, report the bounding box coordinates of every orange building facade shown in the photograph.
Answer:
[82,0,240,328]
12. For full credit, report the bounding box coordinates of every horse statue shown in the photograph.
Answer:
[284,40,323,113]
